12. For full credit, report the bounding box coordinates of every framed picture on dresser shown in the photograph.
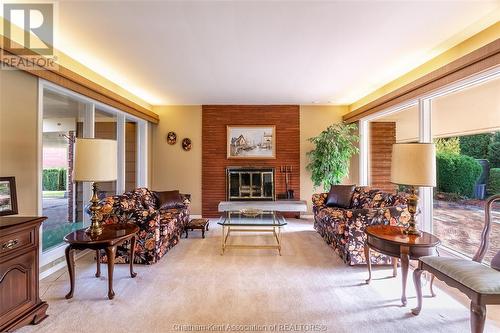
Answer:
[0,177,18,216]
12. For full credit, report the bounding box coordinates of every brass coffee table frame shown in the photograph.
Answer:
[219,211,286,255]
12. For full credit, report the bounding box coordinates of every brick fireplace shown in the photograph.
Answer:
[202,105,300,217]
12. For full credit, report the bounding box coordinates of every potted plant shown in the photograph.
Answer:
[306,123,359,190]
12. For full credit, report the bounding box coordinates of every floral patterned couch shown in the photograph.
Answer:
[313,186,410,265]
[97,188,190,265]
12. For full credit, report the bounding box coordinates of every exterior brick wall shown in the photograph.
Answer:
[370,122,397,193]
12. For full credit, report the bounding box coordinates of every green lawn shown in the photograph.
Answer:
[43,191,66,198]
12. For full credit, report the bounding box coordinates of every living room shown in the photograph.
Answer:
[1,1,500,333]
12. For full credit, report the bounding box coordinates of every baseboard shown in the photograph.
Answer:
[40,249,91,280]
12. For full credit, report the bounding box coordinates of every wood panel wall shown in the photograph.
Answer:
[202,105,300,217]
[370,122,397,193]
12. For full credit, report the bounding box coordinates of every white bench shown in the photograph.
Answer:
[218,200,307,217]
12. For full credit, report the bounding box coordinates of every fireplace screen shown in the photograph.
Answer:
[227,167,274,200]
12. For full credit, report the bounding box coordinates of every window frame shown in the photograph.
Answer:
[358,65,500,235]
[38,79,149,267]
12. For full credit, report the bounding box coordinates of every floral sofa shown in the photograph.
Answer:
[313,186,410,265]
[97,188,190,265]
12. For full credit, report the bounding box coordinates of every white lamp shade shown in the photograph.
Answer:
[391,143,436,187]
[73,138,117,182]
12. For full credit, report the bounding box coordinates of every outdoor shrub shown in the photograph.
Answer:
[43,169,59,191]
[488,168,500,195]
[436,152,482,197]
[459,133,493,159]
[58,168,67,190]
[487,137,500,168]
[42,168,67,191]
[435,137,460,155]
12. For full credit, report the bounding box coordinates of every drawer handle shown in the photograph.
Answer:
[2,239,19,250]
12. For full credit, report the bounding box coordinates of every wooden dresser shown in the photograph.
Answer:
[0,216,48,332]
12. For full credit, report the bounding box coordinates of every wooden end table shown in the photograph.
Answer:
[63,223,139,300]
[364,225,440,306]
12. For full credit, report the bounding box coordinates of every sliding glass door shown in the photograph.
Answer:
[430,76,500,263]
[360,66,500,261]
[94,108,118,198]
[42,89,87,251]
[39,81,148,263]
[366,103,419,192]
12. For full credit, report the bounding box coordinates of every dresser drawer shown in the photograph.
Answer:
[0,227,35,256]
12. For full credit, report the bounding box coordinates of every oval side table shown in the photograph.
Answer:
[63,223,139,300]
[364,225,440,306]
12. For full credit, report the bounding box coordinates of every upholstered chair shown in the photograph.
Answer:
[412,194,500,333]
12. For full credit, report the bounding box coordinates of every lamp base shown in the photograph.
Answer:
[404,185,422,236]
[85,182,103,236]
[85,224,103,236]
[404,225,422,236]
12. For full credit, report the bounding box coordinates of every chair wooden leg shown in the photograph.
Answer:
[411,268,424,315]
[470,302,486,333]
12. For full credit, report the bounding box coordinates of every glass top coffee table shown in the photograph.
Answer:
[218,210,287,255]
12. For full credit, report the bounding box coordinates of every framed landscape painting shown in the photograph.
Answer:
[0,177,18,216]
[227,125,276,159]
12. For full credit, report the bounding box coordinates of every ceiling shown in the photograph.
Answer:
[48,1,500,105]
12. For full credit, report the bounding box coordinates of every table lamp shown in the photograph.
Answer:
[73,138,117,235]
[391,143,436,235]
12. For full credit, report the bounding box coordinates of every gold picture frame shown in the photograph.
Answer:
[227,125,276,159]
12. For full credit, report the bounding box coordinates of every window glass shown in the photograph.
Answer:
[42,89,87,251]
[431,77,500,263]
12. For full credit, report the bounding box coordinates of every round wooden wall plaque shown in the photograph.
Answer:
[167,131,177,145]
[182,138,192,151]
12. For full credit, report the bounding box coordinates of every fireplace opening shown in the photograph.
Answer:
[226,167,274,201]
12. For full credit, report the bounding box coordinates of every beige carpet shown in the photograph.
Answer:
[20,218,500,333]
